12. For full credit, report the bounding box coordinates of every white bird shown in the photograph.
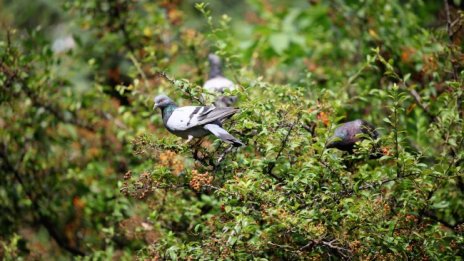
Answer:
[203,54,237,107]
[153,95,244,147]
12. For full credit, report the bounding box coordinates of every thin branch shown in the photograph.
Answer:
[155,71,175,84]
[268,241,295,250]
[266,114,302,181]
[420,209,462,230]
[393,93,401,178]
[216,145,234,165]
[128,52,150,90]
[320,239,352,258]
[444,0,454,41]
[340,172,418,197]
[407,87,435,121]
[271,237,352,259]
[276,117,300,160]
[156,71,205,105]
[443,0,459,80]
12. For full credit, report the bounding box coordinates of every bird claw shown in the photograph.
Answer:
[184,135,194,145]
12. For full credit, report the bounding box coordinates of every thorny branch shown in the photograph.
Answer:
[443,0,459,80]
[216,145,234,166]
[269,237,352,259]
[128,52,150,90]
[156,71,205,105]
[392,90,402,178]
[266,113,302,182]
[420,209,462,230]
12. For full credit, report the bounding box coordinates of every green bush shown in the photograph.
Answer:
[0,0,463,259]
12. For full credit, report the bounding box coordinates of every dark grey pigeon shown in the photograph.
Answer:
[203,54,237,107]
[153,95,244,147]
[326,119,379,153]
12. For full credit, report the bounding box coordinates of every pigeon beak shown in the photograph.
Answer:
[153,104,159,110]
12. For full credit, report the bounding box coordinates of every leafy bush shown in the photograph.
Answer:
[0,0,463,259]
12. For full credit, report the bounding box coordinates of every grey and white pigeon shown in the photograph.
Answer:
[203,54,237,107]
[153,95,244,147]
[326,119,379,153]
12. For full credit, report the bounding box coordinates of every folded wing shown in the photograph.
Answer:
[166,106,239,131]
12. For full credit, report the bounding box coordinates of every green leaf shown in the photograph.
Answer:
[269,33,289,54]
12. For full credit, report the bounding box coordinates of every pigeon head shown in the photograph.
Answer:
[326,119,378,152]
[153,95,175,110]
[208,53,221,65]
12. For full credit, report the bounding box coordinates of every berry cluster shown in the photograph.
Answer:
[120,171,154,200]
[158,150,184,176]
[189,170,213,192]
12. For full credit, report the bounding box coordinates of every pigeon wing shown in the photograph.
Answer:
[195,106,238,126]
[166,106,238,131]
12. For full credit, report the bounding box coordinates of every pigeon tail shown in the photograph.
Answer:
[204,124,244,147]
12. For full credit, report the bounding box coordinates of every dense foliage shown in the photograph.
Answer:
[0,0,463,259]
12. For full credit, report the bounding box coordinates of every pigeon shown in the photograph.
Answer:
[326,119,379,153]
[203,54,237,107]
[153,95,244,147]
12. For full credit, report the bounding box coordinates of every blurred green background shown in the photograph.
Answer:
[0,0,463,260]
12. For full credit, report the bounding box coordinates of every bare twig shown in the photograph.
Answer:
[340,172,418,197]
[156,71,174,84]
[408,87,436,121]
[156,71,205,105]
[271,237,352,259]
[420,209,462,229]
[299,240,316,251]
[444,0,453,40]
[128,52,150,90]
[392,92,402,178]
[443,0,459,80]
[216,145,234,165]
[268,241,295,250]
[320,239,352,258]
[266,113,302,181]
